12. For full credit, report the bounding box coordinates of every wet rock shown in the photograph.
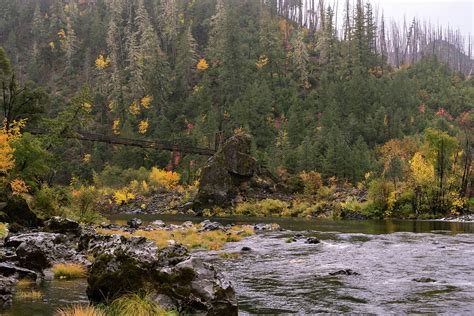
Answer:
[0,195,42,228]
[86,235,237,315]
[412,277,436,283]
[44,217,81,235]
[329,269,360,276]
[127,218,143,229]
[0,262,38,281]
[241,247,252,252]
[254,223,280,231]
[305,237,321,244]
[0,276,15,310]
[5,232,78,271]
[194,134,256,210]
[200,220,224,231]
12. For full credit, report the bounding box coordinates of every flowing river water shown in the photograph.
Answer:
[4,216,474,315]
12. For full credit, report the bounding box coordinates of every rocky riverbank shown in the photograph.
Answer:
[0,217,279,314]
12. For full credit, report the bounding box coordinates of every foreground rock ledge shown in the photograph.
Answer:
[0,219,238,315]
[86,235,238,315]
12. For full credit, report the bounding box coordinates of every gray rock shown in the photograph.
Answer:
[0,276,15,310]
[127,218,143,229]
[200,220,224,231]
[86,235,237,315]
[5,232,78,271]
[305,237,321,244]
[150,220,166,228]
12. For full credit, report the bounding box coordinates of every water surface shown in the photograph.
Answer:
[5,216,474,315]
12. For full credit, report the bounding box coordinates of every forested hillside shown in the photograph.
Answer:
[0,0,473,218]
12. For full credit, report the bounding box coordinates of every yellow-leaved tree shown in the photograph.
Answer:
[410,152,434,186]
[0,119,29,194]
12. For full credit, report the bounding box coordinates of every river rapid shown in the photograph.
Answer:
[5,216,474,315]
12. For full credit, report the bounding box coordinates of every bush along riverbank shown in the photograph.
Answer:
[0,216,280,314]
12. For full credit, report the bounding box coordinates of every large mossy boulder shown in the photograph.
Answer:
[0,195,42,228]
[86,236,237,315]
[194,134,256,210]
[44,217,81,236]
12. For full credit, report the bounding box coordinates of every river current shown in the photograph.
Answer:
[5,216,474,315]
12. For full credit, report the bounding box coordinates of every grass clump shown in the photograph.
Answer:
[55,304,106,316]
[16,278,35,287]
[52,263,87,279]
[16,290,43,300]
[109,293,176,316]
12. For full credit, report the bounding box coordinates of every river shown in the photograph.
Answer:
[5,216,474,315]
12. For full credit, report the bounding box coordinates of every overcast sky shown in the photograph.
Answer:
[372,0,473,38]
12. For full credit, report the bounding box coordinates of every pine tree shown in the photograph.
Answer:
[175,26,198,95]
[291,28,310,89]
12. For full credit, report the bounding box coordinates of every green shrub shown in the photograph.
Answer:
[234,199,289,217]
[33,185,61,218]
[368,179,395,210]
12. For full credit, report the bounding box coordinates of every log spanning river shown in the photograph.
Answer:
[6,216,474,315]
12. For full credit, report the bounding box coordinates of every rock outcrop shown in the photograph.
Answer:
[0,195,42,228]
[0,217,239,314]
[5,232,82,271]
[86,235,237,315]
[44,217,81,235]
[194,134,256,210]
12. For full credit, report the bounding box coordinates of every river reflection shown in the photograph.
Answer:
[109,214,474,234]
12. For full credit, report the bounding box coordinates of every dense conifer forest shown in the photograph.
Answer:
[0,0,473,219]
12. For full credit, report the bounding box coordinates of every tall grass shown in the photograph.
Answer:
[55,305,106,316]
[108,293,176,316]
[52,263,87,279]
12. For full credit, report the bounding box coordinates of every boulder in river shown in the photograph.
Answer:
[194,134,256,210]
[86,235,237,315]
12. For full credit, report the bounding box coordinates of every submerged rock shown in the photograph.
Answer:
[412,277,436,283]
[305,237,321,244]
[86,235,237,315]
[194,134,256,210]
[329,269,360,276]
